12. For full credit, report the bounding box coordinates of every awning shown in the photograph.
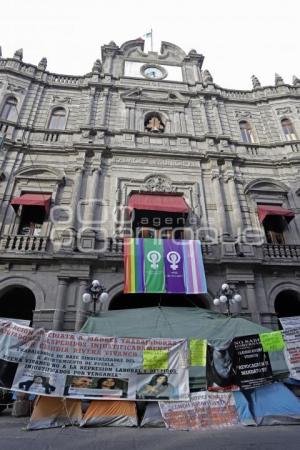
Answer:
[257,205,295,223]
[11,194,52,213]
[128,194,190,213]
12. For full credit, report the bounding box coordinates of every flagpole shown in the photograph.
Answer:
[151,28,153,52]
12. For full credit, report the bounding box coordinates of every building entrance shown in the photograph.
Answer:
[0,286,36,323]
[274,289,300,327]
[109,292,209,310]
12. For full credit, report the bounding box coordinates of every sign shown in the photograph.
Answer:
[259,331,285,352]
[189,339,207,367]
[279,316,300,330]
[159,392,240,430]
[206,342,238,391]
[232,334,273,390]
[0,320,189,400]
[282,327,300,381]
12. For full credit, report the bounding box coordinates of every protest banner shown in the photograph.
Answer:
[282,327,300,381]
[232,334,273,390]
[0,320,189,400]
[279,316,300,330]
[159,391,240,430]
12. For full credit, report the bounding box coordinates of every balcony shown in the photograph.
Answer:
[263,244,300,261]
[0,235,48,253]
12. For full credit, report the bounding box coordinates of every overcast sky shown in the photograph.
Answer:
[1,0,299,89]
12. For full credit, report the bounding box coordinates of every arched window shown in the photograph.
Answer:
[48,108,67,130]
[144,112,165,133]
[1,97,18,122]
[281,118,297,141]
[239,120,254,143]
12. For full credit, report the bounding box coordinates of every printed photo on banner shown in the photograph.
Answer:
[64,375,128,398]
[134,369,189,400]
[12,367,64,396]
[206,341,239,392]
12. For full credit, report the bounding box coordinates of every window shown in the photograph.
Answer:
[48,108,67,130]
[18,206,45,236]
[144,113,165,133]
[239,121,254,143]
[281,118,297,141]
[263,215,286,245]
[1,97,18,122]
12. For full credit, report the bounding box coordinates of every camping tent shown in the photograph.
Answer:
[81,306,288,379]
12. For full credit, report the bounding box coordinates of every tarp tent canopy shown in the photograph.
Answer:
[81,307,288,379]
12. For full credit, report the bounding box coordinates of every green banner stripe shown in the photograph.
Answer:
[144,239,165,293]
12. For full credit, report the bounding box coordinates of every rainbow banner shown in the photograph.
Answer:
[124,239,207,294]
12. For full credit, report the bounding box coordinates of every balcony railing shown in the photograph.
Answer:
[0,235,48,253]
[263,244,300,260]
[102,238,214,257]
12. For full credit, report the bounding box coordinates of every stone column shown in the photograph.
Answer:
[245,283,261,324]
[199,99,209,133]
[180,112,187,133]
[52,278,69,331]
[174,111,181,133]
[211,99,223,134]
[70,168,83,230]
[75,279,89,331]
[211,167,229,237]
[84,168,101,226]
[129,107,135,129]
[100,89,109,127]
[226,173,244,238]
[86,87,96,127]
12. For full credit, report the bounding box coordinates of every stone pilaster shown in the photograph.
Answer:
[52,278,69,330]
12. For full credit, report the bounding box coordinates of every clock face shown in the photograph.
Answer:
[143,66,164,79]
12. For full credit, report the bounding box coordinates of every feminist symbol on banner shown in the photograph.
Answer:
[167,251,181,271]
[147,250,161,269]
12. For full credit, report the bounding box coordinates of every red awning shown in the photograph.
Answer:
[257,205,295,223]
[128,194,190,213]
[11,194,52,213]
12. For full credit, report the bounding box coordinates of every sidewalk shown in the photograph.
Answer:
[1,409,300,450]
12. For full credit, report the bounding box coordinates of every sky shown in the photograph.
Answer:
[0,0,299,89]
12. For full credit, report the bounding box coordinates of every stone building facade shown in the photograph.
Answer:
[0,39,300,332]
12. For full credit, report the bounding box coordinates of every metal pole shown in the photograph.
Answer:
[151,29,153,52]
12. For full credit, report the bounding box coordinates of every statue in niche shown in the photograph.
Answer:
[144,114,165,133]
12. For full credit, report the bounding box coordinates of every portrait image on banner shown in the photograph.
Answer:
[206,341,238,392]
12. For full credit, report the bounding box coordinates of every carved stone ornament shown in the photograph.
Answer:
[203,69,213,83]
[140,176,175,192]
[293,76,300,86]
[235,110,252,119]
[52,95,72,104]
[13,48,23,61]
[38,57,47,70]
[92,59,102,73]
[251,75,261,88]
[7,83,25,94]
[276,107,292,115]
[275,73,284,86]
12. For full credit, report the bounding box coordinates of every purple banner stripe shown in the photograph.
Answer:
[163,240,185,293]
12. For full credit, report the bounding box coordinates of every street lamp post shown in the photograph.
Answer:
[213,283,242,317]
[82,279,109,316]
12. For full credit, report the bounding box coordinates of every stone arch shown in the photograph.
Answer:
[267,281,300,314]
[105,282,212,311]
[0,276,45,311]
[244,178,290,195]
[120,39,145,56]
[14,165,65,183]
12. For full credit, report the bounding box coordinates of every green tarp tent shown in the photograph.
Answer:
[81,307,288,380]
